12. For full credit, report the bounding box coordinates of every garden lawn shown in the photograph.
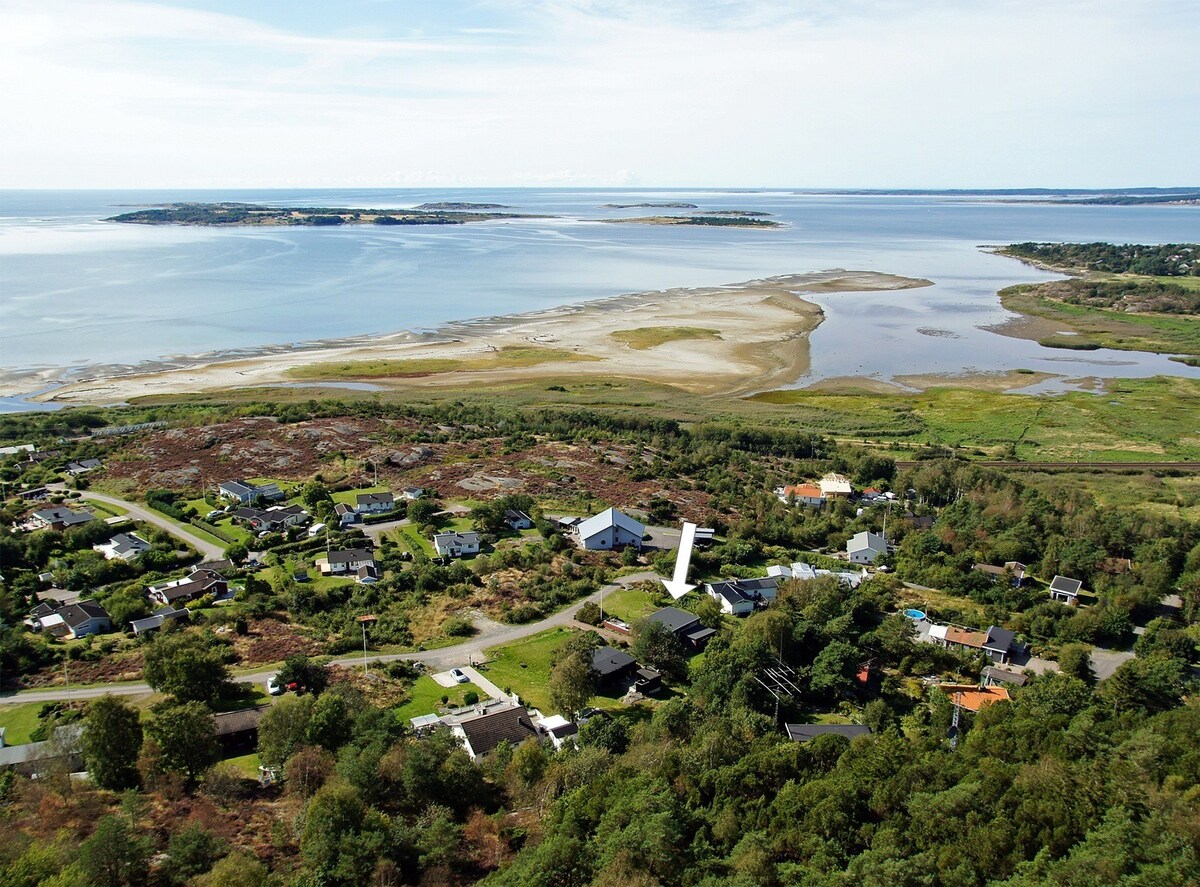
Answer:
[0,701,46,745]
[482,628,576,712]
[600,586,660,623]
[331,485,390,506]
[393,676,484,723]
[222,752,262,778]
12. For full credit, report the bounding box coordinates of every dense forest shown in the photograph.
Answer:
[1004,242,1200,277]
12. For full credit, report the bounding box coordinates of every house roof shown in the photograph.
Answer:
[575,507,645,542]
[67,459,102,472]
[647,606,700,635]
[785,724,872,742]
[130,607,189,634]
[434,531,479,545]
[781,483,824,499]
[943,625,988,648]
[56,599,110,629]
[973,563,1007,577]
[819,473,853,495]
[103,533,149,555]
[1050,575,1083,595]
[939,684,1011,712]
[982,666,1029,686]
[537,715,578,738]
[33,507,93,526]
[848,531,887,553]
[505,509,532,522]
[456,705,537,757]
[592,646,637,677]
[219,480,254,496]
[326,548,374,565]
[148,570,225,602]
[212,705,269,737]
[356,492,394,506]
[984,625,1017,653]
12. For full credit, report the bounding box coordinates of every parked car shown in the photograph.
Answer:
[206,510,223,520]
[267,676,283,696]
[307,522,327,538]
[449,668,469,684]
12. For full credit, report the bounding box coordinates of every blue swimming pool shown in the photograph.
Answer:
[904,609,927,620]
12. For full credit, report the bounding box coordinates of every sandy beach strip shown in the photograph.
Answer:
[16,270,931,405]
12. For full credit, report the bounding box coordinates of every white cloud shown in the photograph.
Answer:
[1,0,1197,187]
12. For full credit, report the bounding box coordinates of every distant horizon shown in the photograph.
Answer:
[5,185,1199,194]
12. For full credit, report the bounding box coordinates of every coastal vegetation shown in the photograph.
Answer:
[1002,242,1200,276]
[610,326,722,349]
[106,202,539,226]
[287,347,601,380]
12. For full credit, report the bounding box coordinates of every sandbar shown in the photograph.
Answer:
[20,271,931,405]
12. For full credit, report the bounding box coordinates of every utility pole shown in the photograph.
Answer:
[358,614,377,678]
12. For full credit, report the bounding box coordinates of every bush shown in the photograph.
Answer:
[464,690,480,706]
[443,615,477,637]
[576,601,602,625]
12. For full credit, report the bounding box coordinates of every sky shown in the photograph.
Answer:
[2,0,1199,189]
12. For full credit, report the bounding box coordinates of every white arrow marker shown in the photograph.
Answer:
[662,521,698,599]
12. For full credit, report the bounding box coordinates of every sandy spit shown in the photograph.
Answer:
[20,271,930,405]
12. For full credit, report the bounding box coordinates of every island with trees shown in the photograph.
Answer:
[105,202,543,226]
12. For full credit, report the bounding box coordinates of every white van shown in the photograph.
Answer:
[307,522,327,538]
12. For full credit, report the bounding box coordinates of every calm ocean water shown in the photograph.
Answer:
[2,188,1199,405]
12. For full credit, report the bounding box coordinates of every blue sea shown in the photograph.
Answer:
[2,188,1199,407]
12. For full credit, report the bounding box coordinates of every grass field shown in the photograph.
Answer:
[481,628,576,711]
[222,752,262,778]
[288,346,601,381]
[393,676,485,723]
[1000,282,1200,356]
[0,701,47,745]
[611,327,721,349]
[85,499,129,518]
[330,485,390,506]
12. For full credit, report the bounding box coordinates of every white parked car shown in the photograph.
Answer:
[267,676,284,696]
[449,668,469,684]
[307,522,327,538]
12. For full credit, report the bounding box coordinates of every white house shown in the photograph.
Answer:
[846,531,887,565]
[819,473,853,498]
[317,548,376,575]
[1049,575,1082,604]
[66,459,103,476]
[433,531,481,558]
[574,507,645,551]
[704,576,780,616]
[505,509,534,531]
[400,487,425,501]
[218,480,284,504]
[355,492,395,514]
[93,532,151,561]
[775,483,825,507]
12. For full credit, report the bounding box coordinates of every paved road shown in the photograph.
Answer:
[1,571,662,705]
[79,491,226,562]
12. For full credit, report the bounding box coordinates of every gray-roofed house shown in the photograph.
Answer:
[218,480,284,504]
[29,506,95,531]
[451,704,538,760]
[704,576,780,616]
[505,509,534,531]
[847,531,888,565]
[317,548,376,576]
[355,492,395,514]
[213,704,270,754]
[433,531,480,558]
[334,502,360,527]
[1049,575,1083,604]
[982,666,1029,688]
[66,458,103,476]
[785,724,872,743]
[32,600,111,639]
[356,564,380,584]
[130,606,191,636]
[401,487,425,500]
[93,532,151,561]
[574,507,645,551]
[592,646,639,690]
[646,607,716,650]
[147,569,227,606]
